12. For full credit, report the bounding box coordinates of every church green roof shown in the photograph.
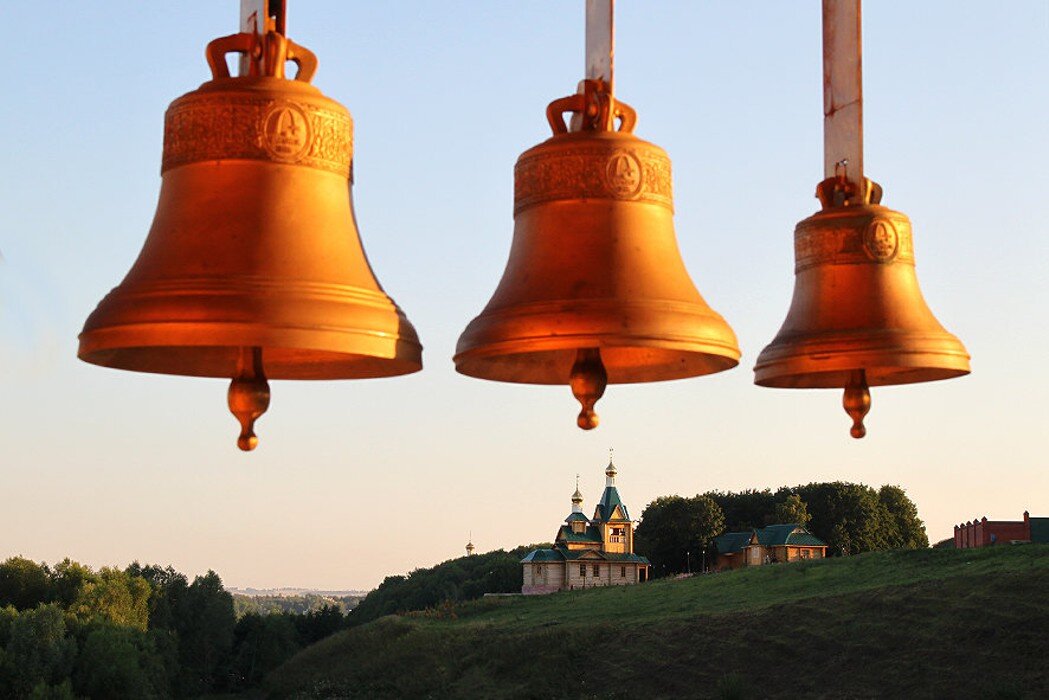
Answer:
[521,545,650,565]
[716,524,827,554]
[556,525,603,543]
[565,512,589,523]
[784,532,828,547]
[521,548,566,563]
[593,486,631,522]
[715,531,754,555]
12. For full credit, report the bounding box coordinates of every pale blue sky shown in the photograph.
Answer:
[2,2,1047,589]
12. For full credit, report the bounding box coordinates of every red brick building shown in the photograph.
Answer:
[953,511,1049,548]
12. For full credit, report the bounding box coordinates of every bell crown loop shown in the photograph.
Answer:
[816,172,884,210]
[546,80,636,135]
[206,30,317,83]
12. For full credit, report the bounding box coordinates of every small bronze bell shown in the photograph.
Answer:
[79,25,422,450]
[754,176,969,437]
[456,81,739,429]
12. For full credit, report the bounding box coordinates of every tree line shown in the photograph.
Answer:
[348,546,535,627]
[634,481,928,576]
[0,558,346,698]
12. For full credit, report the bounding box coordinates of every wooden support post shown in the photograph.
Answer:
[238,0,286,76]
[822,0,863,189]
[570,1,614,131]
[585,0,614,92]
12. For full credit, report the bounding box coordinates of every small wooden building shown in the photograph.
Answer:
[714,524,827,571]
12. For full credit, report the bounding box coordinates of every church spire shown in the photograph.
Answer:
[605,448,617,487]
[571,474,584,514]
[594,450,630,523]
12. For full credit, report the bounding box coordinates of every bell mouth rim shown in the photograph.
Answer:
[454,340,740,385]
[753,346,971,388]
[753,365,970,389]
[78,338,423,381]
[78,314,423,380]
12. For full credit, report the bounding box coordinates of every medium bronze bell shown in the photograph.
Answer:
[79,29,422,450]
[754,176,969,438]
[455,81,739,430]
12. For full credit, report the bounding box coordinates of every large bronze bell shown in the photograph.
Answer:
[754,176,969,437]
[456,81,739,430]
[79,28,421,450]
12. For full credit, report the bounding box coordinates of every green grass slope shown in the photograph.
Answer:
[264,546,1049,699]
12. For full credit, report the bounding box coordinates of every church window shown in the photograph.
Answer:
[620,566,626,577]
[592,564,600,577]
[579,564,586,577]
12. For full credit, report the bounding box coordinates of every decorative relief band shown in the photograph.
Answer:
[162,94,353,176]
[794,215,914,272]
[514,146,673,214]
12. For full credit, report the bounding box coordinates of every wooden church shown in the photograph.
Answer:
[521,459,651,594]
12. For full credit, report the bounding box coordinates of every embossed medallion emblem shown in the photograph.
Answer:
[604,150,643,198]
[863,218,899,262]
[260,102,312,162]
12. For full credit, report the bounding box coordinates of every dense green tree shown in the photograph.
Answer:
[230,613,301,689]
[26,679,76,699]
[790,482,894,555]
[72,624,166,699]
[0,604,76,697]
[635,495,726,576]
[0,558,351,696]
[0,605,16,647]
[0,557,50,611]
[878,485,930,549]
[704,489,777,532]
[295,605,344,646]
[349,547,535,627]
[48,560,96,609]
[70,567,151,631]
[127,563,188,632]
[175,570,235,695]
[771,493,812,527]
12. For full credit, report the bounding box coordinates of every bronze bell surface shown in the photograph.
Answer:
[754,176,969,438]
[78,28,422,450]
[456,81,739,430]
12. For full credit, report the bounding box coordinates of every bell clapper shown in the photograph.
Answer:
[569,348,608,431]
[842,369,871,439]
[228,347,271,451]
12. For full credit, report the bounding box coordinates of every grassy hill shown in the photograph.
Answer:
[262,546,1049,699]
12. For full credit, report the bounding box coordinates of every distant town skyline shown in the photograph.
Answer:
[2,2,1047,589]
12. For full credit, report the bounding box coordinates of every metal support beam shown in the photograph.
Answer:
[822,0,863,187]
